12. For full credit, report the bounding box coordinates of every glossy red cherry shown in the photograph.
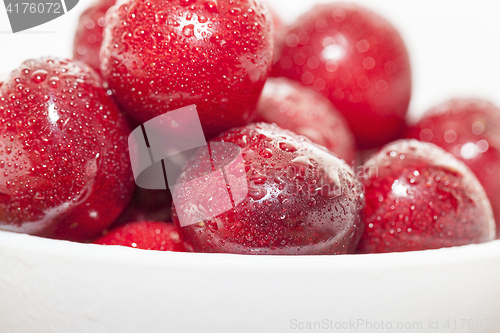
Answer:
[407,99,500,238]
[100,0,274,136]
[94,221,187,251]
[0,58,134,241]
[357,139,495,253]
[171,122,364,255]
[73,0,116,72]
[274,3,411,149]
[255,77,355,163]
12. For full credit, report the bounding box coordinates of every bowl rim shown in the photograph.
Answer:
[1,229,499,272]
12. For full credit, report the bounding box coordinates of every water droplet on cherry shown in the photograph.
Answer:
[48,77,60,88]
[198,14,208,23]
[204,0,218,13]
[259,148,273,158]
[248,187,267,200]
[182,24,195,37]
[229,7,241,16]
[31,70,48,83]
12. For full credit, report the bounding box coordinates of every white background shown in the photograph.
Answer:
[0,0,499,120]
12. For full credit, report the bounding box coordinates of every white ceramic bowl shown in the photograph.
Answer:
[1,230,500,333]
[1,1,500,333]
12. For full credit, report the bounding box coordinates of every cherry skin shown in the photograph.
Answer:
[171,123,364,255]
[0,58,134,241]
[100,0,274,136]
[73,0,116,72]
[357,139,495,253]
[407,99,500,238]
[94,221,187,251]
[255,77,355,164]
[274,3,411,149]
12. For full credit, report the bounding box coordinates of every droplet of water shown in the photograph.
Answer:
[210,33,224,44]
[48,77,60,88]
[198,14,208,23]
[155,10,168,23]
[229,7,241,15]
[278,193,288,203]
[133,26,148,39]
[31,70,48,83]
[248,187,267,200]
[207,221,218,231]
[274,176,286,185]
[279,142,297,152]
[179,0,196,6]
[251,171,267,184]
[204,0,218,13]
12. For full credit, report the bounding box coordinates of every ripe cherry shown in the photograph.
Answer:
[274,3,411,149]
[172,123,364,255]
[0,58,134,241]
[100,0,274,136]
[407,99,500,238]
[357,139,495,253]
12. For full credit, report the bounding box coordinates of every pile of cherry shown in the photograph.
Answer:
[0,0,497,254]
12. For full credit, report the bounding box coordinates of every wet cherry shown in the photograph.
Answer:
[255,77,355,164]
[171,123,364,255]
[0,58,134,241]
[407,99,500,238]
[100,0,274,136]
[274,3,411,149]
[357,139,495,253]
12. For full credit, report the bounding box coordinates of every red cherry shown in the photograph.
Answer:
[171,123,364,255]
[94,221,187,252]
[255,77,355,163]
[407,99,500,238]
[73,0,116,72]
[357,139,495,253]
[0,58,134,241]
[100,0,274,136]
[274,3,411,149]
